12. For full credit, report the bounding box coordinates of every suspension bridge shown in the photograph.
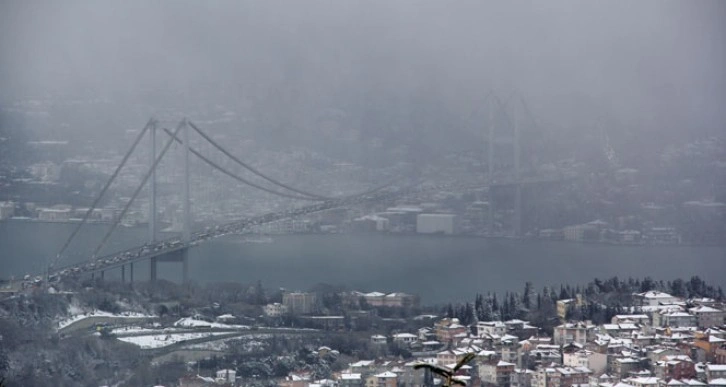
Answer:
[43,93,578,284]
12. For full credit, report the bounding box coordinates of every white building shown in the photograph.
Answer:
[563,349,608,374]
[216,369,236,383]
[0,201,14,220]
[263,302,287,317]
[416,213,457,235]
[688,306,726,328]
[392,333,418,344]
[477,321,507,337]
[37,207,72,221]
[633,291,680,306]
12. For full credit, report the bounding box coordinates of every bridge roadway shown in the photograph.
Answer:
[49,184,417,280]
[48,173,576,281]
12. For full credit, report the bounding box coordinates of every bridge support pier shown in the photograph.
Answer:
[121,265,125,282]
[150,257,157,281]
[514,184,522,238]
[182,249,189,284]
[130,263,134,282]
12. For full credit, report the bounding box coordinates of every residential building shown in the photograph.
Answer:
[479,359,515,387]
[612,315,650,325]
[633,291,680,307]
[707,365,726,384]
[553,322,594,346]
[688,306,725,328]
[624,376,661,387]
[652,311,697,328]
[366,371,397,387]
[510,368,534,387]
[339,373,363,387]
[37,207,72,221]
[563,350,607,374]
[392,333,417,345]
[653,356,696,381]
[556,366,591,387]
[0,201,14,220]
[371,335,387,345]
[478,321,508,338]
[436,318,468,344]
[533,366,560,387]
[283,292,317,315]
[611,358,641,379]
[263,303,287,317]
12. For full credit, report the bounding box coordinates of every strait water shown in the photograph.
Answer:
[1,220,724,304]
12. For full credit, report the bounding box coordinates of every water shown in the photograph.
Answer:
[1,220,725,304]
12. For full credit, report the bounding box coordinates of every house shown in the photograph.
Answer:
[478,321,507,337]
[706,364,726,384]
[624,376,661,387]
[653,356,696,381]
[264,303,287,317]
[601,323,642,338]
[366,371,397,387]
[338,373,363,387]
[435,318,468,343]
[437,349,472,367]
[479,359,515,387]
[371,335,387,345]
[563,350,607,374]
[633,291,680,307]
[652,311,697,328]
[510,368,534,387]
[392,333,418,345]
[553,322,595,346]
[688,306,726,328]
[283,292,317,315]
[556,366,591,387]
[611,358,641,379]
[612,314,650,325]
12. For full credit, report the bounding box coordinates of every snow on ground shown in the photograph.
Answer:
[173,317,249,330]
[110,326,186,335]
[57,310,155,330]
[116,332,229,349]
[185,333,273,352]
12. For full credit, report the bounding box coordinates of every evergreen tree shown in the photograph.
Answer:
[522,282,533,310]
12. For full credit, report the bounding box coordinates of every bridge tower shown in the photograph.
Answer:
[182,119,191,283]
[148,121,157,282]
[487,96,495,235]
[513,104,522,238]
[486,94,523,238]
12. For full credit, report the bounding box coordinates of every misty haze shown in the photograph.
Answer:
[0,1,725,386]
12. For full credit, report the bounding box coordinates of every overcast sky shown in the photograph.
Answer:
[1,1,724,137]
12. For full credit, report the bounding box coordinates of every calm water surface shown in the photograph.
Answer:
[1,220,724,304]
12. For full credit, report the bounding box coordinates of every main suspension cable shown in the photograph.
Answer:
[91,121,185,259]
[53,119,153,267]
[187,121,333,200]
[161,128,324,201]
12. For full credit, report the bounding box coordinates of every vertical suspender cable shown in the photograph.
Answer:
[53,120,153,268]
[91,121,186,259]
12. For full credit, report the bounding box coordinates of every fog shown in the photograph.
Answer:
[1,0,724,145]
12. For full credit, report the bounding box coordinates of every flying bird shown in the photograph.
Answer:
[414,352,476,387]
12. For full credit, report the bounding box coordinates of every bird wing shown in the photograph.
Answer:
[414,363,452,377]
[453,353,476,372]
[451,377,468,387]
